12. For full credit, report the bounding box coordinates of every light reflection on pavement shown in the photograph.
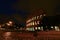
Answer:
[3,32,12,40]
[0,31,34,40]
[1,31,60,40]
[0,32,19,40]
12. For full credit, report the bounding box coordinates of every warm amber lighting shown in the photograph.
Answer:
[26,23,31,27]
[26,14,44,27]
[37,21,40,24]
[26,19,32,23]
[26,24,28,27]
[9,21,13,24]
[31,18,34,21]
[6,23,11,26]
[33,16,36,20]
[4,32,11,36]
[43,14,46,16]
[55,26,60,31]
[6,21,13,26]
[40,15,42,18]
[37,16,39,19]
[32,22,34,25]
[35,27,37,30]
[35,21,37,25]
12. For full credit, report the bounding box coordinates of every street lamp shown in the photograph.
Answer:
[6,21,13,26]
[9,21,13,24]
[6,23,11,26]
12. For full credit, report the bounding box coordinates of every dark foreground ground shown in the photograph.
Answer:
[0,30,60,40]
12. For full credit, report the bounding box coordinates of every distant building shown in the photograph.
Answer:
[26,8,46,31]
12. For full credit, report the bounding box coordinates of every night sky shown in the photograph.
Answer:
[0,0,26,15]
[15,0,59,16]
[0,0,60,21]
[0,0,60,15]
[0,0,16,14]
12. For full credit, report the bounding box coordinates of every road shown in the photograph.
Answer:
[0,30,34,40]
[0,30,60,40]
[0,31,18,40]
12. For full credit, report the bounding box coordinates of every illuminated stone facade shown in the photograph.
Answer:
[26,9,46,31]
